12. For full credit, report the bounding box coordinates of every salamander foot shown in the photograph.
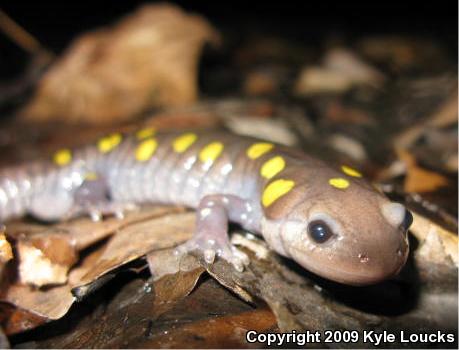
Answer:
[174,195,252,272]
[174,235,249,272]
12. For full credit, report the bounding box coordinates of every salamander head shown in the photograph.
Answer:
[260,174,411,285]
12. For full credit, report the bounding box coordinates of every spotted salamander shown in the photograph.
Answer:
[0,128,412,285]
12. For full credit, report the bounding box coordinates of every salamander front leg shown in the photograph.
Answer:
[175,195,257,272]
[70,173,135,221]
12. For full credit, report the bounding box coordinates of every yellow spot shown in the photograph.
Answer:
[199,142,224,164]
[341,165,362,178]
[136,127,156,140]
[260,156,285,179]
[85,172,98,181]
[173,133,197,153]
[329,178,350,189]
[136,138,158,162]
[53,149,72,166]
[98,133,122,153]
[246,142,274,159]
[262,179,295,207]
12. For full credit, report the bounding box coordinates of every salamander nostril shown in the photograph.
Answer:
[401,209,413,232]
[358,253,369,263]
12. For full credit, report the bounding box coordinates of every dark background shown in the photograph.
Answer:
[1,0,457,80]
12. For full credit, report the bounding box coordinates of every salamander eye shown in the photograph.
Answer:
[401,209,413,232]
[307,220,334,244]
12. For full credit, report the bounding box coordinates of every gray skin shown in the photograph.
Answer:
[0,130,410,285]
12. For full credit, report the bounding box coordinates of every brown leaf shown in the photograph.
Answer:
[0,206,195,334]
[8,206,176,287]
[0,303,49,336]
[151,265,205,317]
[0,256,91,334]
[147,248,201,281]
[20,3,220,124]
[396,148,449,193]
[142,109,222,130]
[357,36,450,72]
[243,70,278,96]
[2,284,75,323]
[21,276,273,348]
[325,101,376,126]
[143,307,277,349]
[73,211,195,290]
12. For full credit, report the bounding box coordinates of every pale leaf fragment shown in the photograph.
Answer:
[294,48,385,95]
[410,212,458,267]
[0,233,13,263]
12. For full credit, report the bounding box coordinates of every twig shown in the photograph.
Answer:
[0,8,53,58]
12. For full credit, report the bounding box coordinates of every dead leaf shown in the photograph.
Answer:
[142,109,222,130]
[294,67,355,95]
[142,307,277,349]
[357,36,450,72]
[396,148,449,193]
[243,70,278,96]
[410,212,458,267]
[73,211,195,290]
[328,134,368,161]
[394,92,458,150]
[0,249,99,334]
[0,303,49,336]
[0,206,196,335]
[147,248,201,281]
[294,48,385,96]
[325,101,376,126]
[323,48,385,85]
[20,4,220,124]
[224,116,298,146]
[8,206,176,287]
[2,284,75,324]
[150,265,205,317]
[21,276,274,348]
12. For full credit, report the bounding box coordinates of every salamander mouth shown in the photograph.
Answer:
[289,246,407,286]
